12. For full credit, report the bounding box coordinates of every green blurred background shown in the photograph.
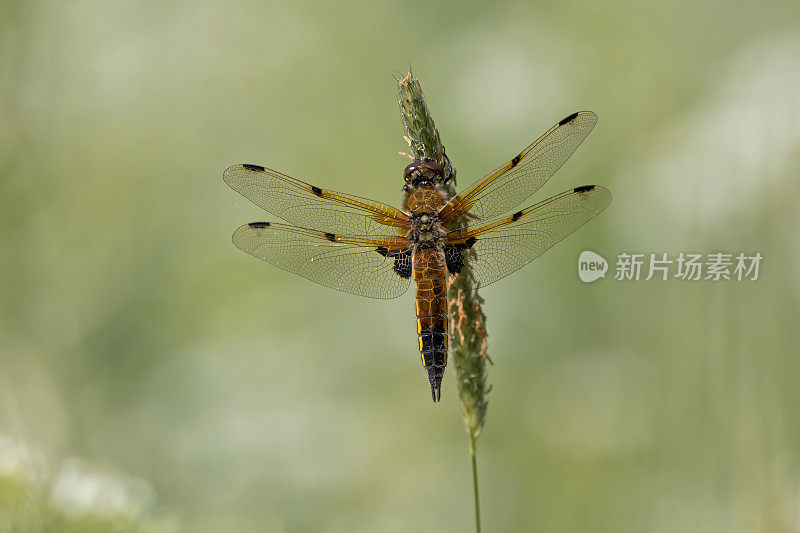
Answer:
[2,1,799,531]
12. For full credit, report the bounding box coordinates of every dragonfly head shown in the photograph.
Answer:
[404,159,445,189]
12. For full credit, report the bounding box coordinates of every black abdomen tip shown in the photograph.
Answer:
[430,382,442,402]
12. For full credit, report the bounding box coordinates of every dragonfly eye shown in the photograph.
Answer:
[403,162,419,181]
[404,159,446,189]
[423,160,444,178]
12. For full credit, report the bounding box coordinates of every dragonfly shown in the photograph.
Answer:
[223,110,611,402]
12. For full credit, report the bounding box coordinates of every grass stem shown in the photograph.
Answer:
[470,432,481,533]
[396,69,489,533]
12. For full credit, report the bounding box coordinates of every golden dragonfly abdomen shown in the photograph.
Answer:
[413,246,449,402]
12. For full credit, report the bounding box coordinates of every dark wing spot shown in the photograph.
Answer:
[573,185,595,193]
[311,185,323,197]
[445,245,464,274]
[393,250,412,278]
[510,154,522,167]
[248,221,271,228]
[559,112,580,126]
[465,236,477,248]
[324,232,336,242]
[243,164,265,172]
[511,210,523,222]
[375,246,389,257]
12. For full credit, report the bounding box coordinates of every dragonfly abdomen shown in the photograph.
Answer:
[413,246,448,402]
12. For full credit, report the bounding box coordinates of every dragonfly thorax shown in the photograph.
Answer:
[408,210,446,245]
[404,187,449,213]
[404,186,449,248]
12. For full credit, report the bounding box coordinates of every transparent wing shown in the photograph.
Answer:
[445,185,611,287]
[439,111,597,223]
[232,222,412,299]
[224,164,409,236]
